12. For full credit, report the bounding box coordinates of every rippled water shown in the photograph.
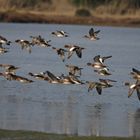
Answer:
[0,23,140,137]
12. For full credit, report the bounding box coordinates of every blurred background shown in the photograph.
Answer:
[0,0,140,26]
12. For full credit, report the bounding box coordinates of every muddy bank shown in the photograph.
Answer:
[0,11,140,27]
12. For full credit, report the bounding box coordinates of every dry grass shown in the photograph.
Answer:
[0,0,140,27]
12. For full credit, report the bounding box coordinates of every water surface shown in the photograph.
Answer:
[0,23,140,137]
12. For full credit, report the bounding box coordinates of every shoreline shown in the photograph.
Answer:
[0,129,139,140]
[0,11,140,27]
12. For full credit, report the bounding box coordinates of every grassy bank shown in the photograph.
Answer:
[0,129,139,140]
[0,10,140,27]
[0,0,140,27]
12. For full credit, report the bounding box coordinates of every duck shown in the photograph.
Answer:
[86,81,102,95]
[46,71,62,84]
[0,46,9,54]
[46,71,84,85]
[0,72,33,83]
[0,72,13,81]
[130,68,140,80]
[30,35,42,45]
[30,35,51,47]
[10,74,33,83]
[99,78,116,87]
[125,80,140,100]
[67,74,85,84]
[58,74,77,84]
[84,28,100,40]
[0,35,11,46]
[87,62,107,69]
[94,67,111,76]
[64,44,85,59]
[65,64,83,76]
[0,64,20,74]
[52,47,67,62]
[51,30,68,37]
[28,72,48,80]
[15,39,32,53]
[93,55,112,64]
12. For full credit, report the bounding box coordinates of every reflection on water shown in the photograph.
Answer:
[0,23,140,137]
[0,93,139,137]
[133,109,140,138]
[0,94,104,136]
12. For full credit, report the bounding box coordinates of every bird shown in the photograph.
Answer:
[0,72,13,81]
[0,35,11,46]
[30,35,42,45]
[65,64,83,76]
[10,74,34,83]
[64,44,85,59]
[125,80,140,100]
[46,71,62,84]
[93,55,112,64]
[30,35,51,47]
[46,71,84,85]
[52,47,67,62]
[0,72,33,83]
[0,64,20,74]
[67,74,85,84]
[84,28,100,40]
[0,46,9,54]
[99,78,116,87]
[86,81,103,95]
[15,39,32,53]
[51,30,68,37]
[28,72,48,80]
[94,67,112,76]
[130,68,140,80]
[87,62,107,69]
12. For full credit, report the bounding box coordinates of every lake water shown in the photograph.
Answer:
[0,23,140,137]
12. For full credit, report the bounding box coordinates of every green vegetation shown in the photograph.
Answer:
[0,129,139,140]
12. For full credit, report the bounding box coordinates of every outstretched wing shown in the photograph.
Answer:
[46,71,59,81]
[75,48,82,58]
[89,28,94,36]
[96,86,102,95]
[94,30,100,34]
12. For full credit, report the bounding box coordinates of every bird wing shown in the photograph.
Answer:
[96,86,102,95]
[128,87,135,98]
[75,48,82,58]
[46,71,59,81]
[94,30,100,34]
[89,28,94,36]
[132,68,140,75]
[136,87,140,100]
[67,50,74,59]
[102,56,112,62]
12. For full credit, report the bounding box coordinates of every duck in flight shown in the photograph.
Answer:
[51,30,69,37]
[15,39,32,53]
[64,44,85,59]
[93,55,112,64]
[0,35,11,47]
[125,80,140,101]
[84,28,100,40]
[52,47,67,62]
